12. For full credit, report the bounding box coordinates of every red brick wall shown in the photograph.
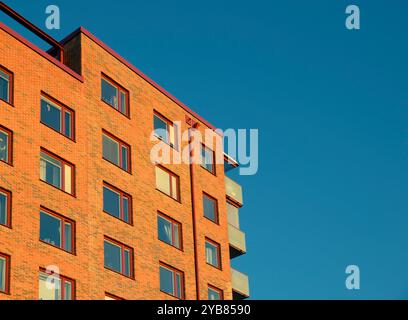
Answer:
[0,28,232,300]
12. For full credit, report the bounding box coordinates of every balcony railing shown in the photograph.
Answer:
[231,268,250,299]
[228,224,246,258]
[225,176,243,206]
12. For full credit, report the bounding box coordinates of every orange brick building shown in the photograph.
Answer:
[0,2,249,300]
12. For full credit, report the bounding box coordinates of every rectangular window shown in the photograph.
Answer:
[0,253,10,294]
[40,149,74,195]
[40,207,75,253]
[201,144,215,174]
[157,213,182,249]
[0,66,13,104]
[40,94,74,139]
[208,285,223,300]
[0,125,12,165]
[155,166,180,201]
[103,183,132,224]
[101,74,129,116]
[0,187,11,228]
[39,271,74,300]
[203,193,219,224]
[159,263,184,299]
[104,237,133,278]
[102,131,131,172]
[205,239,221,269]
[153,112,177,149]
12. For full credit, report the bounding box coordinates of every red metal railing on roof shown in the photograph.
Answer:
[0,1,64,62]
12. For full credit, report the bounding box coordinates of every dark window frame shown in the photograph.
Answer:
[105,292,125,300]
[0,186,11,229]
[155,165,181,202]
[205,238,222,270]
[153,111,178,150]
[40,92,75,141]
[103,236,134,279]
[103,182,133,225]
[201,144,216,175]
[203,192,219,224]
[0,124,13,166]
[157,211,183,250]
[40,147,76,196]
[39,268,75,300]
[0,252,10,295]
[101,73,130,117]
[102,130,132,173]
[159,262,185,300]
[39,206,76,254]
[0,64,13,105]
[208,284,224,300]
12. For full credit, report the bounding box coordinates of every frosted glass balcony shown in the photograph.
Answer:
[231,268,249,299]
[225,176,243,206]
[228,224,246,258]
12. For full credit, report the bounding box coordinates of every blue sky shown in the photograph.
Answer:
[3,0,408,299]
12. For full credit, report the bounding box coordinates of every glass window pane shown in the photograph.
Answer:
[103,187,121,218]
[206,242,219,267]
[124,249,131,277]
[40,211,62,248]
[64,281,72,300]
[104,241,122,273]
[39,272,61,300]
[160,266,174,295]
[64,164,72,194]
[158,216,173,245]
[203,195,216,222]
[122,197,129,223]
[0,70,10,102]
[40,152,62,188]
[154,115,169,143]
[208,288,221,300]
[0,192,7,226]
[0,130,9,163]
[41,98,62,133]
[155,167,170,196]
[173,224,180,249]
[119,91,127,114]
[175,273,182,298]
[202,147,214,172]
[64,222,72,252]
[169,124,175,147]
[64,111,72,138]
[103,135,119,165]
[121,145,128,171]
[0,257,5,292]
[171,176,178,200]
[102,78,118,108]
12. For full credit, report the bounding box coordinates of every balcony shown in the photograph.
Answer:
[227,202,246,258]
[225,176,243,206]
[231,268,250,299]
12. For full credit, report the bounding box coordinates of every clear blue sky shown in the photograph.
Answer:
[3,0,408,299]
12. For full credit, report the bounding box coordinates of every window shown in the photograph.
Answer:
[157,213,182,249]
[155,166,179,201]
[105,293,124,300]
[102,131,131,172]
[103,183,132,224]
[153,112,177,148]
[39,270,74,300]
[203,193,219,223]
[40,94,74,139]
[40,207,75,253]
[0,187,11,228]
[0,253,10,294]
[159,263,184,299]
[40,149,74,195]
[0,66,13,104]
[104,237,133,278]
[208,285,223,300]
[101,74,129,116]
[0,125,12,165]
[201,144,215,174]
[205,239,221,269]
